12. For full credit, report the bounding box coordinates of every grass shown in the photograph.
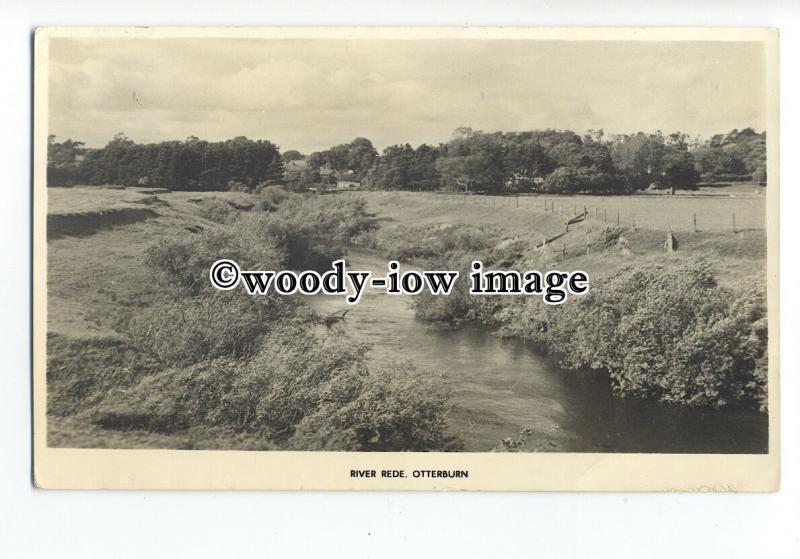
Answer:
[46,186,272,446]
[46,185,453,450]
[354,189,766,289]
[45,184,768,447]
[357,186,766,233]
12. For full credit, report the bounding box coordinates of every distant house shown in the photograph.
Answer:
[335,170,361,190]
[336,180,360,190]
[504,172,545,190]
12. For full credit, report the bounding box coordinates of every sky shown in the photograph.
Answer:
[47,38,767,154]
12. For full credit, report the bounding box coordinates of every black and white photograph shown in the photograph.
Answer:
[32,27,779,490]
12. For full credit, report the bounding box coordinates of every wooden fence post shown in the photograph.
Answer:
[616,211,620,226]
[693,213,697,233]
[732,213,737,233]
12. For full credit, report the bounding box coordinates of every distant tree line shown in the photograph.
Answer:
[47,133,284,191]
[48,127,766,194]
[301,127,766,195]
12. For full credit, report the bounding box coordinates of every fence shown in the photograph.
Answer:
[375,190,766,234]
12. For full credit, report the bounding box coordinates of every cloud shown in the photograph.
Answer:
[47,38,767,153]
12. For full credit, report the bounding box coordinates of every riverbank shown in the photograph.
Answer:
[45,187,456,451]
[352,190,768,413]
[307,250,767,452]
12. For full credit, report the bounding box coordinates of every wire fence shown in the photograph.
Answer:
[377,190,766,234]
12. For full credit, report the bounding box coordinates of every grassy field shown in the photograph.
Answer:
[46,186,271,448]
[354,189,766,289]
[369,184,766,233]
[46,183,766,344]
[45,184,767,448]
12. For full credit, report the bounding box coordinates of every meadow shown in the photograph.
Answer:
[45,184,769,450]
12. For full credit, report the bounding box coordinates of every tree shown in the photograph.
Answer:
[346,137,378,180]
[281,150,305,162]
[609,132,665,189]
[542,167,582,194]
[656,145,700,193]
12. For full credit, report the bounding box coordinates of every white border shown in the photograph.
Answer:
[1,4,799,559]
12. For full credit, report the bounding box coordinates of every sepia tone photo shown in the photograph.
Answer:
[33,28,779,490]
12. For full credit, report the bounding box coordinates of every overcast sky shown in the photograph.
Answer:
[48,38,766,153]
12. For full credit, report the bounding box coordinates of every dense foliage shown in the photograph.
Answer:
[364,221,768,411]
[47,134,284,190]
[51,192,456,450]
[48,127,766,194]
[498,260,768,410]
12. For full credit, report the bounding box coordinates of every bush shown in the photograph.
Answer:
[290,363,454,451]
[90,358,241,432]
[197,197,237,223]
[235,194,375,270]
[92,326,456,450]
[144,229,259,295]
[47,333,160,418]
[364,223,496,262]
[127,291,296,366]
[542,259,767,409]
[260,185,290,207]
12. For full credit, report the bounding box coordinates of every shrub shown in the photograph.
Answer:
[290,363,454,451]
[143,229,259,295]
[90,358,241,432]
[47,333,160,418]
[235,194,375,270]
[92,325,456,450]
[197,197,237,223]
[261,185,290,206]
[543,259,767,409]
[365,223,496,262]
[126,290,296,366]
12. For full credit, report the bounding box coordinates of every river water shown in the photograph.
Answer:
[307,252,768,453]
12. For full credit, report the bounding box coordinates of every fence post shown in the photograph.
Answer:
[516,194,519,208]
[632,216,636,230]
[693,213,697,233]
[732,213,737,233]
[604,209,607,223]
[617,211,620,226]
[595,207,598,220]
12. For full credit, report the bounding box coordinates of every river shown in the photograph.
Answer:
[307,252,768,453]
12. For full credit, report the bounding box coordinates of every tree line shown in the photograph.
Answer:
[47,133,284,191]
[48,127,766,195]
